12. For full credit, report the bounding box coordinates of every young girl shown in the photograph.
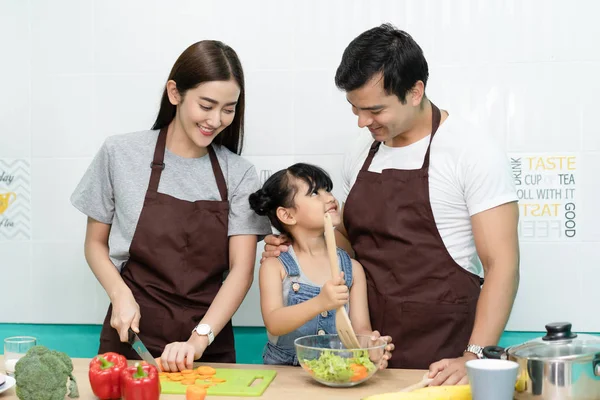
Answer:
[71,40,271,372]
[249,163,394,368]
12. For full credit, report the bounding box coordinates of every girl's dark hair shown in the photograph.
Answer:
[152,40,246,154]
[335,23,429,104]
[249,163,333,234]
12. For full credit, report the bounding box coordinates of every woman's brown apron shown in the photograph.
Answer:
[99,127,235,362]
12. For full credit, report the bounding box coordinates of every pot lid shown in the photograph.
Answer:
[509,322,600,360]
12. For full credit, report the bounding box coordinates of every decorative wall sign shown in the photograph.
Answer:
[0,159,31,240]
[510,154,578,241]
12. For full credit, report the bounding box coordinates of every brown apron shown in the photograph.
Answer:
[344,103,481,369]
[99,127,235,363]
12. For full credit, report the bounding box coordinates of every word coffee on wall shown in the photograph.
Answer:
[510,154,578,241]
[0,159,31,240]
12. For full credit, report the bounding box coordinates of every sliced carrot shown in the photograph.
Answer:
[196,366,217,376]
[181,379,197,385]
[186,385,207,400]
[181,369,195,375]
[169,375,185,381]
[210,377,226,383]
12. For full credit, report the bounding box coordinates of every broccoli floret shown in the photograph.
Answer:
[14,345,79,400]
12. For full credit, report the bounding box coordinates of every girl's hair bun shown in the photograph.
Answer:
[248,189,274,216]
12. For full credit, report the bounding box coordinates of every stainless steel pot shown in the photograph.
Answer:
[483,322,600,399]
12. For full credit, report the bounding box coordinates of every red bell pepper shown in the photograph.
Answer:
[121,363,160,400]
[88,352,128,399]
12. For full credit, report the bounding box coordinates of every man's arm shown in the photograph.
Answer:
[429,201,520,385]
[467,201,520,348]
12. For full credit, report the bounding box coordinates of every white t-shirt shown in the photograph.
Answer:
[341,113,517,276]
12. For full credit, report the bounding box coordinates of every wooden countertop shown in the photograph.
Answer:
[0,356,426,400]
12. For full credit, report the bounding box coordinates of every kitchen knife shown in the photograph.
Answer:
[127,328,160,370]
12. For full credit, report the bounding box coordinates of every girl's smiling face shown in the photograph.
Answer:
[282,177,341,231]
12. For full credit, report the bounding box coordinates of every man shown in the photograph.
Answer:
[263,24,519,386]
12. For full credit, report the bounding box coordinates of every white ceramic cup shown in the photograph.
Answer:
[467,359,519,400]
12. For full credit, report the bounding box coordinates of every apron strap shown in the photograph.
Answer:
[359,141,381,172]
[421,102,442,169]
[207,145,228,201]
[148,127,168,193]
[148,128,227,201]
[359,102,442,172]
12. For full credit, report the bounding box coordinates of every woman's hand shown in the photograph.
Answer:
[160,335,209,372]
[110,290,141,342]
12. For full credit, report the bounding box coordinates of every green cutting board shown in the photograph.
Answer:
[161,368,277,397]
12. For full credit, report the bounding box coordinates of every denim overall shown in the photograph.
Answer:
[262,246,353,366]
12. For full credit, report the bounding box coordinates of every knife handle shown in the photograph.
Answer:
[127,327,136,345]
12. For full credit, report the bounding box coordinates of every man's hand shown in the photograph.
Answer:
[428,353,477,386]
[261,234,291,263]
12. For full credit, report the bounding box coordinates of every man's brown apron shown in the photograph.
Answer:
[344,104,481,369]
[99,127,235,363]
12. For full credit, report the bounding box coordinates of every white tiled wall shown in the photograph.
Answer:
[1,0,599,332]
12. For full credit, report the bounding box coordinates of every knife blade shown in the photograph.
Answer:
[127,328,160,370]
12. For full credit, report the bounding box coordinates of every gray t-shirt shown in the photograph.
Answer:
[71,129,272,270]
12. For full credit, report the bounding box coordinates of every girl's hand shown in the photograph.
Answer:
[317,271,349,311]
[369,330,394,370]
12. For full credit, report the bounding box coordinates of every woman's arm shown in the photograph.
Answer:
[84,217,140,342]
[193,234,257,343]
[161,234,259,371]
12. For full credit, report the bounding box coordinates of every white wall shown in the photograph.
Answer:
[1,0,599,332]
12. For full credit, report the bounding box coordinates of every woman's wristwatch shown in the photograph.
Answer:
[193,323,214,345]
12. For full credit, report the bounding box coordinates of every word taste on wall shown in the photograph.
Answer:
[511,155,578,241]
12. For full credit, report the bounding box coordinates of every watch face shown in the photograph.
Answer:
[196,324,210,335]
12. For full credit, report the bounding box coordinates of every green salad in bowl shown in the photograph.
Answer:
[294,334,386,387]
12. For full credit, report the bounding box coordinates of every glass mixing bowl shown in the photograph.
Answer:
[294,334,387,387]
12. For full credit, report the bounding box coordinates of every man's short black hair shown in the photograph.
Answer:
[335,23,429,104]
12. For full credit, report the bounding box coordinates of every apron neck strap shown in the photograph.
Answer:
[148,127,228,201]
[359,141,381,172]
[208,145,228,201]
[359,101,442,172]
[422,102,441,169]
[148,127,168,192]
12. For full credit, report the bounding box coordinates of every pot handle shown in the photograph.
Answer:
[483,345,506,360]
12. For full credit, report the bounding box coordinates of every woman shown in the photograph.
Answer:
[71,40,271,372]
